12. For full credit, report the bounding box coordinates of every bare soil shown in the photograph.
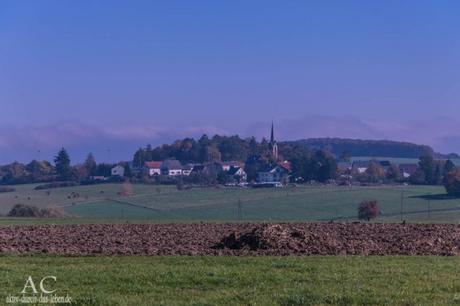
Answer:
[0,223,459,256]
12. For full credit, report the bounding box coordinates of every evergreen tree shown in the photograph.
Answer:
[54,148,72,181]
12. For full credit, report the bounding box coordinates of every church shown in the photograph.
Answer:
[256,122,291,185]
[269,121,278,160]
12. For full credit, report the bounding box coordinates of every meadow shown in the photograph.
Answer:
[1,183,460,223]
[1,256,459,305]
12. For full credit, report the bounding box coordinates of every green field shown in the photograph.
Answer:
[1,183,460,223]
[0,256,459,305]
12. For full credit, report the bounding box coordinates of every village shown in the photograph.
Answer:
[109,158,418,185]
[105,124,421,188]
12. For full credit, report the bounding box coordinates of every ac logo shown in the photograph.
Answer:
[20,276,57,294]
[5,275,71,304]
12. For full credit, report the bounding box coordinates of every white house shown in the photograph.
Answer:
[352,161,369,174]
[258,165,289,183]
[145,161,162,176]
[111,165,125,177]
[227,166,247,182]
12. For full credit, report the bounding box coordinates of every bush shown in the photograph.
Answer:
[443,168,460,195]
[0,186,15,193]
[7,204,70,218]
[358,200,380,221]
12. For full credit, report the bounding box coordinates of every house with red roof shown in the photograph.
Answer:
[144,161,162,176]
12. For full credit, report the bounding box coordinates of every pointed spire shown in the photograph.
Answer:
[270,120,275,144]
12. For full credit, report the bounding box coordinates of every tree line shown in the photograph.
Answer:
[0,149,126,185]
[288,138,441,159]
[1,135,460,195]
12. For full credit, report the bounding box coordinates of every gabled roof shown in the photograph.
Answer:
[259,164,289,174]
[145,161,162,169]
[161,159,182,170]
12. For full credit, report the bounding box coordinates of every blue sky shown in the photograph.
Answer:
[1,1,460,163]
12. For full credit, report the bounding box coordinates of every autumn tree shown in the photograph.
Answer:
[364,160,385,183]
[358,200,380,221]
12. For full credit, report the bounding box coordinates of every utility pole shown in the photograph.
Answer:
[400,191,404,221]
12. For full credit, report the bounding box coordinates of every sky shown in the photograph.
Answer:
[1,1,460,163]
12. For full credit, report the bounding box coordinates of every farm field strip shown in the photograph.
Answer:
[1,256,459,306]
[1,223,460,256]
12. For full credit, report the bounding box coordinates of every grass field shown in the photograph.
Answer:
[0,256,459,305]
[1,183,460,223]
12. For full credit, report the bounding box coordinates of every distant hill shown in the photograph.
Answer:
[284,138,457,159]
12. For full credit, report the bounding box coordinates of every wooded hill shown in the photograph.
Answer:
[285,138,456,159]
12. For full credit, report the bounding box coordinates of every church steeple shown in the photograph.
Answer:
[269,121,278,160]
[270,121,275,144]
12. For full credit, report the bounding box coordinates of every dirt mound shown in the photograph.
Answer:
[215,224,307,251]
[7,204,70,218]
